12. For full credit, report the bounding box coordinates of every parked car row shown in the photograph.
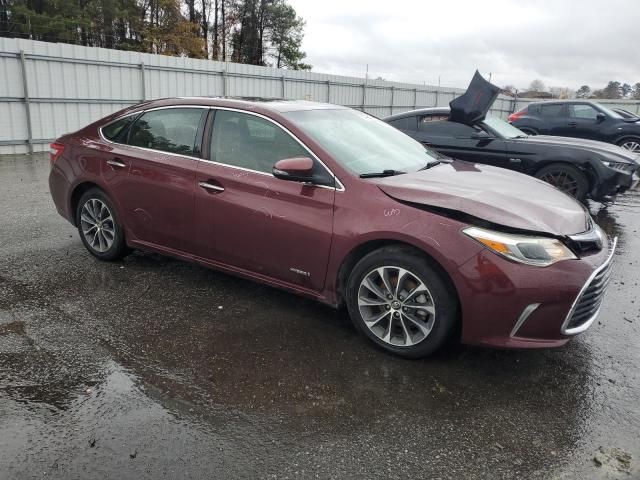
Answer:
[384,106,638,201]
[48,73,630,358]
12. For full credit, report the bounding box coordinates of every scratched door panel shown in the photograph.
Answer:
[194,162,335,291]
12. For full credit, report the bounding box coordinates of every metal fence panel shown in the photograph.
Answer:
[3,37,640,155]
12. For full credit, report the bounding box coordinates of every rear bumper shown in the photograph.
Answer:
[454,239,614,349]
[49,164,74,224]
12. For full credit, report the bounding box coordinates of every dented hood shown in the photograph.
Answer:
[449,71,501,125]
[374,161,590,236]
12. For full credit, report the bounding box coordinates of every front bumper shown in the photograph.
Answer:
[591,165,638,200]
[453,237,615,349]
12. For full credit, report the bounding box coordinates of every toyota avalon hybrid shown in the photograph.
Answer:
[49,97,615,358]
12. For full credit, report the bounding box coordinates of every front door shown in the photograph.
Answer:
[194,109,336,292]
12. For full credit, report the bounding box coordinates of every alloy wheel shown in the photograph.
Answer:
[80,198,115,253]
[620,140,640,153]
[357,266,436,347]
[539,171,579,196]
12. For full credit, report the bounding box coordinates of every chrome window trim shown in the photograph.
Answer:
[510,303,541,338]
[98,105,210,161]
[205,106,345,192]
[560,236,617,336]
[99,104,345,191]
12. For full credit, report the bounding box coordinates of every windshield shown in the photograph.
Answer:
[282,109,440,175]
[596,104,624,119]
[481,116,527,139]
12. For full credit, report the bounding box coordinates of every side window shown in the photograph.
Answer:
[210,110,309,173]
[102,115,135,142]
[569,104,598,120]
[418,119,475,137]
[127,108,205,156]
[389,116,417,131]
[538,104,564,117]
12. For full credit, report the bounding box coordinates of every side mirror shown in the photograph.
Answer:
[596,112,606,123]
[273,157,315,182]
[470,130,492,140]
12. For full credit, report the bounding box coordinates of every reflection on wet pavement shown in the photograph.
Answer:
[0,155,639,479]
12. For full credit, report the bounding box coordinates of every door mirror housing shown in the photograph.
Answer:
[273,157,315,182]
[596,112,606,123]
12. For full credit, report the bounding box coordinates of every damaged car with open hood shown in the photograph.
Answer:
[49,95,616,358]
[384,71,639,201]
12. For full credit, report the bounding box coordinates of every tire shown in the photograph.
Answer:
[75,187,129,261]
[616,136,640,153]
[345,246,458,359]
[518,127,538,136]
[534,163,589,201]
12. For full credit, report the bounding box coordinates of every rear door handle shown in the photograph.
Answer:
[199,181,225,192]
[568,122,577,127]
[107,159,126,168]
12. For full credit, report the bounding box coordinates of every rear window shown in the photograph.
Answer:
[388,116,418,131]
[533,104,564,117]
[127,108,205,156]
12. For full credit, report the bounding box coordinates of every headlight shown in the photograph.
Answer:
[603,160,632,172]
[463,226,576,267]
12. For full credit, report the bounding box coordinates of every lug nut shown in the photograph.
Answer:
[387,294,393,300]
[399,295,404,300]
[403,307,408,312]
[385,305,391,310]
[393,312,400,318]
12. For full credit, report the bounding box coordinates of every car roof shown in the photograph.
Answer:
[133,97,347,113]
[384,107,450,121]
[526,100,597,106]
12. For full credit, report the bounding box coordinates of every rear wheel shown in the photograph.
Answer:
[76,188,129,261]
[534,163,589,201]
[616,136,640,153]
[346,246,458,358]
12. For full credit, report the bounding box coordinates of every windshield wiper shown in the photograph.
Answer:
[359,169,406,178]
[419,158,451,171]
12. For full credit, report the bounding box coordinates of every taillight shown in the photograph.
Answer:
[508,110,526,123]
[49,143,65,164]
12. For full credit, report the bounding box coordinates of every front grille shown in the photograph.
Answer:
[562,238,617,334]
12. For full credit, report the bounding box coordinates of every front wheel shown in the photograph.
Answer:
[76,188,129,261]
[346,246,458,358]
[616,136,640,153]
[534,163,589,201]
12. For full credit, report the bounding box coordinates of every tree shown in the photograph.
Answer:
[576,85,591,98]
[632,83,640,100]
[621,83,632,98]
[600,81,622,99]
[529,79,545,92]
[267,0,310,69]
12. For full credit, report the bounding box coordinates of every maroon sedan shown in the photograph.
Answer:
[49,98,615,358]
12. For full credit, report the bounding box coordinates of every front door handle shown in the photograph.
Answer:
[568,121,577,127]
[199,181,225,192]
[107,159,126,168]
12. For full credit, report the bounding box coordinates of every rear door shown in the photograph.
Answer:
[533,103,567,135]
[102,107,207,253]
[414,116,510,168]
[193,109,336,292]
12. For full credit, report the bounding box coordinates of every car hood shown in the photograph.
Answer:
[517,135,639,163]
[374,161,590,236]
[519,135,638,163]
[449,71,502,125]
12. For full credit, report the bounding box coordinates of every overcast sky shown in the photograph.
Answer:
[288,0,640,91]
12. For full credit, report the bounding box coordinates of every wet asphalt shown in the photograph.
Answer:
[0,154,638,480]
